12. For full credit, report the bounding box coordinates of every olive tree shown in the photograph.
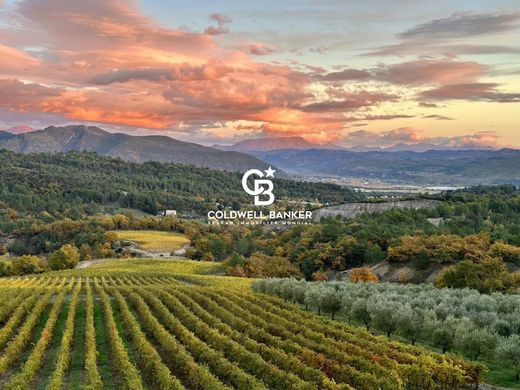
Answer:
[496,335,520,382]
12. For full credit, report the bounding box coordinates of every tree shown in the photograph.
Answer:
[370,301,400,337]
[435,258,514,293]
[397,306,427,345]
[318,287,342,320]
[10,255,46,275]
[349,267,379,283]
[49,244,80,270]
[497,335,520,382]
[491,242,520,265]
[311,271,328,281]
[304,287,323,315]
[350,298,372,330]
[364,243,386,264]
[79,243,92,261]
[457,327,498,361]
[431,316,458,353]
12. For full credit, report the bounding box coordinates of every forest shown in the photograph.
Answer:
[0,150,362,217]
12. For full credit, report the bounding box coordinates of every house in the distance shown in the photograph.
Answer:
[160,210,177,217]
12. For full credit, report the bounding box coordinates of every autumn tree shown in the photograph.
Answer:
[49,244,80,270]
[349,267,379,283]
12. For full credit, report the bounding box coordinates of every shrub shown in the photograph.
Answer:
[10,256,47,275]
[349,267,379,283]
[48,244,80,270]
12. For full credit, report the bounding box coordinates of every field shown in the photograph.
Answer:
[0,259,484,389]
[110,230,190,254]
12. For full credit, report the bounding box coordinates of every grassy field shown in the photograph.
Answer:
[111,230,189,254]
[0,258,486,389]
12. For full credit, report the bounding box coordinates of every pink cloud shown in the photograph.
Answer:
[204,13,231,35]
[344,128,500,149]
[377,59,486,85]
[421,83,520,102]
[248,42,276,56]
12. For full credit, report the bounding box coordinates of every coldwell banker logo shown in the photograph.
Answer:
[207,165,312,224]
[241,166,276,206]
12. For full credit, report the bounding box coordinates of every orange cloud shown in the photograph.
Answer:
[1,0,514,145]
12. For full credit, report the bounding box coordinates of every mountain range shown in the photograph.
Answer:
[0,125,274,173]
[214,136,342,152]
[214,135,498,153]
[1,125,518,186]
[250,148,520,186]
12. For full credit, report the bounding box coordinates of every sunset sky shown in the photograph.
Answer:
[0,0,519,148]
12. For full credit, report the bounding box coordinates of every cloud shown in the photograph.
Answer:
[320,68,371,81]
[89,60,232,85]
[344,127,427,147]
[443,131,499,149]
[303,91,397,112]
[343,128,500,149]
[0,78,62,111]
[247,42,276,56]
[423,114,453,120]
[418,101,439,108]
[358,114,415,120]
[204,13,231,35]
[421,83,520,102]
[399,12,520,40]
[364,12,520,57]
[376,59,486,85]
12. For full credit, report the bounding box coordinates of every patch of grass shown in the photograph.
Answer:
[483,358,520,389]
[93,295,115,389]
[67,294,86,388]
[36,301,70,389]
[110,230,189,253]
[53,259,226,277]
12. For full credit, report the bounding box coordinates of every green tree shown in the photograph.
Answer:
[49,244,80,270]
[497,335,520,382]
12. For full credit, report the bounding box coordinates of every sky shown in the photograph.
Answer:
[0,0,519,148]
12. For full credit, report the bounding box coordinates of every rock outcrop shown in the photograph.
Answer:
[313,199,441,221]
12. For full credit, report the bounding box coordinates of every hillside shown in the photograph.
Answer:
[0,150,362,216]
[0,131,14,141]
[251,148,520,186]
[0,259,484,389]
[0,125,272,173]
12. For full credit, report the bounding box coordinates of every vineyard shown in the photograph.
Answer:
[0,260,485,389]
[111,230,189,254]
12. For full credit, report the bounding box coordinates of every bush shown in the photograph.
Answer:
[435,258,517,293]
[10,256,47,275]
[48,244,80,270]
[349,267,379,283]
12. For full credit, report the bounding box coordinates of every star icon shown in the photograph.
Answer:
[264,166,276,178]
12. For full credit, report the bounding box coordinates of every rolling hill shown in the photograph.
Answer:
[0,125,273,173]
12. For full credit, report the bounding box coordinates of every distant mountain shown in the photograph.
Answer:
[345,142,498,152]
[0,131,14,141]
[5,125,35,134]
[0,125,276,173]
[250,148,520,186]
[215,136,342,152]
[383,142,497,152]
